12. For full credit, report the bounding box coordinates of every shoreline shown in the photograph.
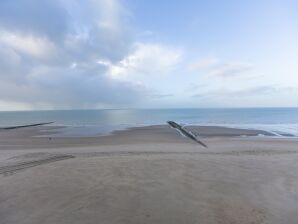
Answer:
[1,124,298,151]
[2,122,296,138]
[48,123,298,138]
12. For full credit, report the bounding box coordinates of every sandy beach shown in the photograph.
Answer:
[1,125,298,224]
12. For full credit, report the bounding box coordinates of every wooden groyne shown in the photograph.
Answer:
[167,121,207,148]
[1,122,54,130]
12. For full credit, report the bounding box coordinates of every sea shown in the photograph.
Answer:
[0,108,298,137]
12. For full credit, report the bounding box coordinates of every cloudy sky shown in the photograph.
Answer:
[0,0,297,110]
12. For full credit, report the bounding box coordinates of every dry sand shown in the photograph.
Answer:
[1,125,298,224]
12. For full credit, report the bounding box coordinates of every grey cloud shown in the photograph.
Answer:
[150,94,173,99]
[210,63,253,77]
[185,83,207,93]
[228,86,276,96]
[0,0,144,109]
[220,86,298,97]
[0,0,68,41]
[191,93,205,98]
[0,66,144,109]
[0,46,21,77]
[192,85,298,98]
[190,57,254,78]
[0,0,132,64]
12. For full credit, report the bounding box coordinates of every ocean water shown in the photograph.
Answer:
[0,108,298,137]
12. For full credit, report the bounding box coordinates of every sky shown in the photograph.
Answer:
[0,0,297,110]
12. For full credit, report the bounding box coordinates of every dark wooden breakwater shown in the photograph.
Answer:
[1,122,54,130]
[167,121,207,148]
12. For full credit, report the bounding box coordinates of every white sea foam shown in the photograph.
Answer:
[183,123,298,137]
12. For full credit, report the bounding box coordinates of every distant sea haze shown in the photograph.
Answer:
[0,108,298,137]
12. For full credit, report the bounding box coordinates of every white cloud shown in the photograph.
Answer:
[189,57,253,78]
[191,85,298,107]
[0,0,183,109]
[192,85,298,98]
[209,63,253,77]
[188,57,218,71]
[108,43,182,81]
[0,100,32,111]
[0,31,56,58]
[0,46,21,74]
[0,0,152,109]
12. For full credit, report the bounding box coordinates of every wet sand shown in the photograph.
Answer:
[1,125,298,224]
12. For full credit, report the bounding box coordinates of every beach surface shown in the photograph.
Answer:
[1,125,298,224]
